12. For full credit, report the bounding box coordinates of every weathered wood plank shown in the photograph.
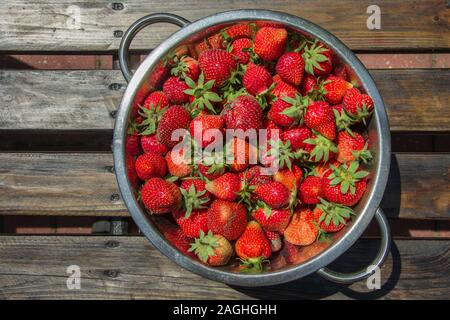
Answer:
[0,236,448,299]
[0,69,448,132]
[1,0,448,52]
[0,153,448,219]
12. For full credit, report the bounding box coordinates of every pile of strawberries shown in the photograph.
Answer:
[125,22,374,272]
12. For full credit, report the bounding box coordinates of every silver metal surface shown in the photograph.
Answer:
[113,9,392,287]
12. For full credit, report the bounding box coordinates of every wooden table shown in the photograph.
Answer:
[0,0,449,299]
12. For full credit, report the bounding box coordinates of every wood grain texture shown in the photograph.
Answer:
[0,69,448,132]
[0,236,448,299]
[0,153,448,219]
[0,0,449,52]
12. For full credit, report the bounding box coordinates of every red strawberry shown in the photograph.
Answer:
[205,172,241,201]
[235,221,272,271]
[302,42,332,76]
[198,162,226,180]
[243,63,273,96]
[336,131,372,164]
[333,64,349,82]
[239,166,272,187]
[198,49,237,86]
[323,75,353,105]
[304,101,336,140]
[162,76,190,104]
[253,27,287,61]
[223,23,253,41]
[180,179,211,205]
[229,38,252,64]
[189,231,233,266]
[189,115,224,148]
[299,176,323,204]
[313,198,354,233]
[135,152,167,180]
[276,52,305,85]
[342,88,374,121]
[224,95,263,131]
[148,61,170,90]
[171,56,200,81]
[271,74,299,99]
[207,200,247,240]
[254,181,290,209]
[143,91,170,110]
[252,206,291,232]
[265,230,282,252]
[157,219,196,258]
[157,105,191,148]
[227,137,258,173]
[184,73,223,115]
[141,178,182,214]
[280,126,312,150]
[140,134,168,155]
[165,148,193,178]
[126,133,141,156]
[268,94,307,128]
[126,154,139,187]
[273,165,303,191]
[284,209,318,246]
[173,209,208,238]
[322,162,369,206]
[194,40,210,57]
[300,73,318,96]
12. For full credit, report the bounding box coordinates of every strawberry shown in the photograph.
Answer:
[148,61,170,90]
[171,56,200,81]
[157,105,191,148]
[222,23,253,41]
[342,87,374,121]
[253,27,288,61]
[235,221,272,271]
[141,178,182,214]
[336,131,372,164]
[179,180,211,217]
[198,161,226,180]
[173,209,208,238]
[126,133,141,156]
[303,133,338,163]
[226,137,258,173]
[189,114,224,148]
[333,64,349,81]
[273,165,303,191]
[301,73,319,96]
[243,63,273,96]
[135,152,167,180]
[198,49,237,86]
[276,52,305,85]
[271,74,299,99]
[301,42,332,76]
[143,91,170,110]
[194,40,210,57]
[189,230,233,266]
[140,134,169,155]
[283,209,318,246]
[280,126,312,150]
[126,153,139,187]
[162,76,190,104]
[252,206,291,232]
[239,166,272,187]
[184,73,222,115]
[157,218,196,258]
[322,161,369,206]
[165,148,193,178]
[229,38,252,64]
[299,176,323,204]
[279,239,303,264]
[313,198,354,233]
[333,105,356,135]
[208,33,226,49]
[265,230,282,252]
[323,75,353,105]
[304,101,336,140]
[224,95,263,131]
[207,199,247,240]
[253,181,290,209]
[205,172,241,201]
[268,94,308,127]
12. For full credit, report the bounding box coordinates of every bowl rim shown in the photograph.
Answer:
[113,9,391,287]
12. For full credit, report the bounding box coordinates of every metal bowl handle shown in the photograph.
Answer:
[317,208,391,284]
[118,13,191,82]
